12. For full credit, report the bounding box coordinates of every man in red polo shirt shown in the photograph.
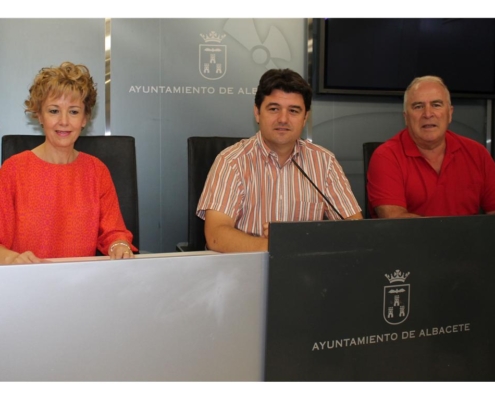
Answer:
[367,75,495,218]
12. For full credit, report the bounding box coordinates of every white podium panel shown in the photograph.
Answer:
[0,252,268,381]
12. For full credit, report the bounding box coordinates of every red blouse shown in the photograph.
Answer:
[0,151,135,258]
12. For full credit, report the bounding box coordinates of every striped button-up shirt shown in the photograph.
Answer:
[197,132,361,237]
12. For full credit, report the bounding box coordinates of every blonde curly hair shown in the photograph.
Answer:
[25,61,97,118]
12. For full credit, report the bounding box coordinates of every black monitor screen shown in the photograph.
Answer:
[319,18,495,97]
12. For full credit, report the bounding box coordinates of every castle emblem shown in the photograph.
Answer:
[383,270,410,325]
[199,31,227,80]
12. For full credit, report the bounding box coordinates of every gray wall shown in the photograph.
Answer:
[0,19,490,253]
[0,19,105,136]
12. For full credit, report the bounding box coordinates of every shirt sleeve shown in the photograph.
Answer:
[96,162,137,254]
[367,146,408,213]
[196,153,243,221]
[324,155,362,219]
[0,160,16,250]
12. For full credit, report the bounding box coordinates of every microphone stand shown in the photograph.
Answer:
[292,158,344,220]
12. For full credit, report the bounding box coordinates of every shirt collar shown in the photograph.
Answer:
[444,131,461,154]
[402,128,460,157]
[402,129,422,157]
[254,131,304,166]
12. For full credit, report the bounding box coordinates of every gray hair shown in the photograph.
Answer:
[403,76,451,112]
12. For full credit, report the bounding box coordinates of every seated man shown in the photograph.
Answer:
[197,68,362,253]
[367,75,495,218]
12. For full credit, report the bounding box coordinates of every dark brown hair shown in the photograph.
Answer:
[254,69,312,112]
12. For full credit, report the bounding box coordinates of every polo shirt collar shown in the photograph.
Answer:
[444,131,461,155]
[403,128,461,157]
[402,129,423,157]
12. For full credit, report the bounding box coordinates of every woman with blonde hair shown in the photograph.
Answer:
[0,61,137,264]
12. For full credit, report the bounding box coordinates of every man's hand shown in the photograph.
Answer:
[344,212,364,220]
[262,222,269,238]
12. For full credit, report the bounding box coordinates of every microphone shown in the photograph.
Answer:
[292,158,344,220]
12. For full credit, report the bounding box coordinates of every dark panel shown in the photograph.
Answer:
[265,216,495,381]
[317,18,495,98]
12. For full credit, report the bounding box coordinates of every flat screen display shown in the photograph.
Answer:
[317,18,495,98]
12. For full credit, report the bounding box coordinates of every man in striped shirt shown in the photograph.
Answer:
[197,69,362,253]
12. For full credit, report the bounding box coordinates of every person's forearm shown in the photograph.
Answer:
[344,212,364,220]
[379,211,421,218]
[206,225,268,253]
[375,205,421,219]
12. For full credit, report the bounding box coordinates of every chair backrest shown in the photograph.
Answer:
[186,136,246,251]
[362,142,384,219]
[1,135,139,250]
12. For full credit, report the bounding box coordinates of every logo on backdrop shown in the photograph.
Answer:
[223,19,291,70]
[128,20,293,94]
[196,20,292,82]
[383,270,410,325]
[199,31,227,80]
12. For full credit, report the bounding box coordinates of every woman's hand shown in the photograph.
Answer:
[108,241,134,260]
[3,250,42,265]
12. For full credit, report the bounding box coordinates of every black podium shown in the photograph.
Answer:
[265,216,495,381]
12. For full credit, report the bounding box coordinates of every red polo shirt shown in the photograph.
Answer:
[367,129,495,217]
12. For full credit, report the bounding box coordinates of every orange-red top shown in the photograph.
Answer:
[0,151,135,258]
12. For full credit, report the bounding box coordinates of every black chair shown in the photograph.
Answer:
[177,136,246,252]
[362,142,384,219]
[1,134,139,251]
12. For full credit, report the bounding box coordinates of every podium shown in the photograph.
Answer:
[265,216,495,381]
[0,252,268,381]
[3,216,495,381]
